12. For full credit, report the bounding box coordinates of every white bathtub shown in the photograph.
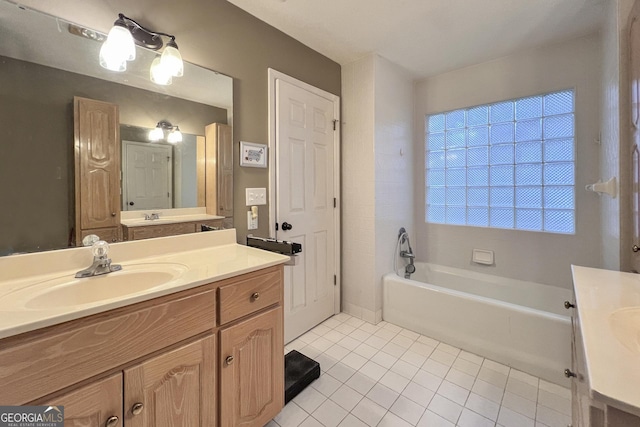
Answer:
[382,262,572,386]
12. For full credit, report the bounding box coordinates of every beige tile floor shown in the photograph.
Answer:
[267,312,571,427]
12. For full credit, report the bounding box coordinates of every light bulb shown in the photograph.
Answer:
[99,42,126,72]
[106,23,135,61]
[149,126,164,141]
[99,20,135,71]
[150,57,173,86]
[167,127,182,143]
[160,40,183,77]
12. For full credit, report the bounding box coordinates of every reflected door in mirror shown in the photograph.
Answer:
[123,141,172,211]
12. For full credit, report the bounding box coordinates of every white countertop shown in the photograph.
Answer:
[0,230,289,340]
[572,265,640,416]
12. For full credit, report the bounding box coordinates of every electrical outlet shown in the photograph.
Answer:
[247,210,258,230]
[245,188,267,206]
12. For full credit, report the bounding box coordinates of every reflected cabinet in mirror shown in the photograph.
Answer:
[0,0,234,255]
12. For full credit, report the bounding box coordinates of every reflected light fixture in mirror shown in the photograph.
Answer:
[149,121,182,143]
[100,13,184,85]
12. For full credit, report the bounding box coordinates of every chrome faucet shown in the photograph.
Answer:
[75,240,122,278]
[144,212,160,220]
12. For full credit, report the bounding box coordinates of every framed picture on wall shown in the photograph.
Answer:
[240,141,268,168]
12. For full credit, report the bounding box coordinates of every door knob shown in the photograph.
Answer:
[131,402,144,415]
[105,416,119,427]
[129,201,134,206]
[282,222,293,231]
[564,301,575,309]
[634,245,640,253]
[564,369,576,378]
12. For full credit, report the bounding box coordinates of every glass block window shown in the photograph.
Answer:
[425,90,575,234]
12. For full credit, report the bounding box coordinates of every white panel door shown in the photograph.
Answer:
[123,141,172,210]
[276,79,337,343]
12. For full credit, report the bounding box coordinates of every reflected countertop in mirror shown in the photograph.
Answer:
[0,0,233,256]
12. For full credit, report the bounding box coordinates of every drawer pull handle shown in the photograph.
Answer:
[564,301,575,309]
[132,403,144,415]
[564,369,576,378]
[226,355,234,365]
[251,292,260,301]
[105,416,119,427]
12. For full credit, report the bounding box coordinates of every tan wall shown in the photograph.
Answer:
[16,0,342,243]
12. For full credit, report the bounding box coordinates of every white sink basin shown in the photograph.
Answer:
[5,263,188,310]
[609,307,640,354]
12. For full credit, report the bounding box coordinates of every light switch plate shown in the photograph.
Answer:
[245,188,267,206]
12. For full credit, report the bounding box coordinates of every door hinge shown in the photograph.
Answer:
[334,275,337,286]
[275,222,279,231]
[333,198,337,208]
[333,119,338,131]
[167,192,170,198]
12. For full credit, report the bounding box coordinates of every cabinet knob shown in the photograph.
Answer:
[225,355,234,365]
[634,245,640,252]
[564,301,575,309]
[105,416,119,427]
[251,292,260,301]
[564,368,576,378]
[111,212,116,217]
[131,402,144,415]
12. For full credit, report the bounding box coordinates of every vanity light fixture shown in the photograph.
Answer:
[149,121,182,143]
[99,13,184,84]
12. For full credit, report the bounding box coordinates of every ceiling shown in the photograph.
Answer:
[226,0,607,79]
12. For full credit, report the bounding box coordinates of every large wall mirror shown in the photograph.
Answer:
[0,0,233,256]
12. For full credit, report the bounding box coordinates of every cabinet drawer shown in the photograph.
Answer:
[128,222,196,240]
[218,268,281,324]
[81,227,121,243]
[0,289,215,405]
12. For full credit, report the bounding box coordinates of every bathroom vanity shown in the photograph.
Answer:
[0,230,288,427]
[569,266,640,426]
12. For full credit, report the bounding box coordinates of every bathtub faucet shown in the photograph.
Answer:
[397,228,416,279]
[400,250,415,259]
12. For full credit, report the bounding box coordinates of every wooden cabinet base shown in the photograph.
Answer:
[1,265,283,427]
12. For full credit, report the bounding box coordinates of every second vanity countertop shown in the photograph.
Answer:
[572,265,640,416]
[0,229,289,340]
[120,213,225,227]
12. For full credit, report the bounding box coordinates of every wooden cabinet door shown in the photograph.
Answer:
[124,336,216,427]
[217,124,233,218]
[220,306,284,427]
[40,374,123,427]
[74,97,121,245]
[205,123,233,218]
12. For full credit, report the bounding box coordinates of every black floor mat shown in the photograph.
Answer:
[284,350,321,404]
